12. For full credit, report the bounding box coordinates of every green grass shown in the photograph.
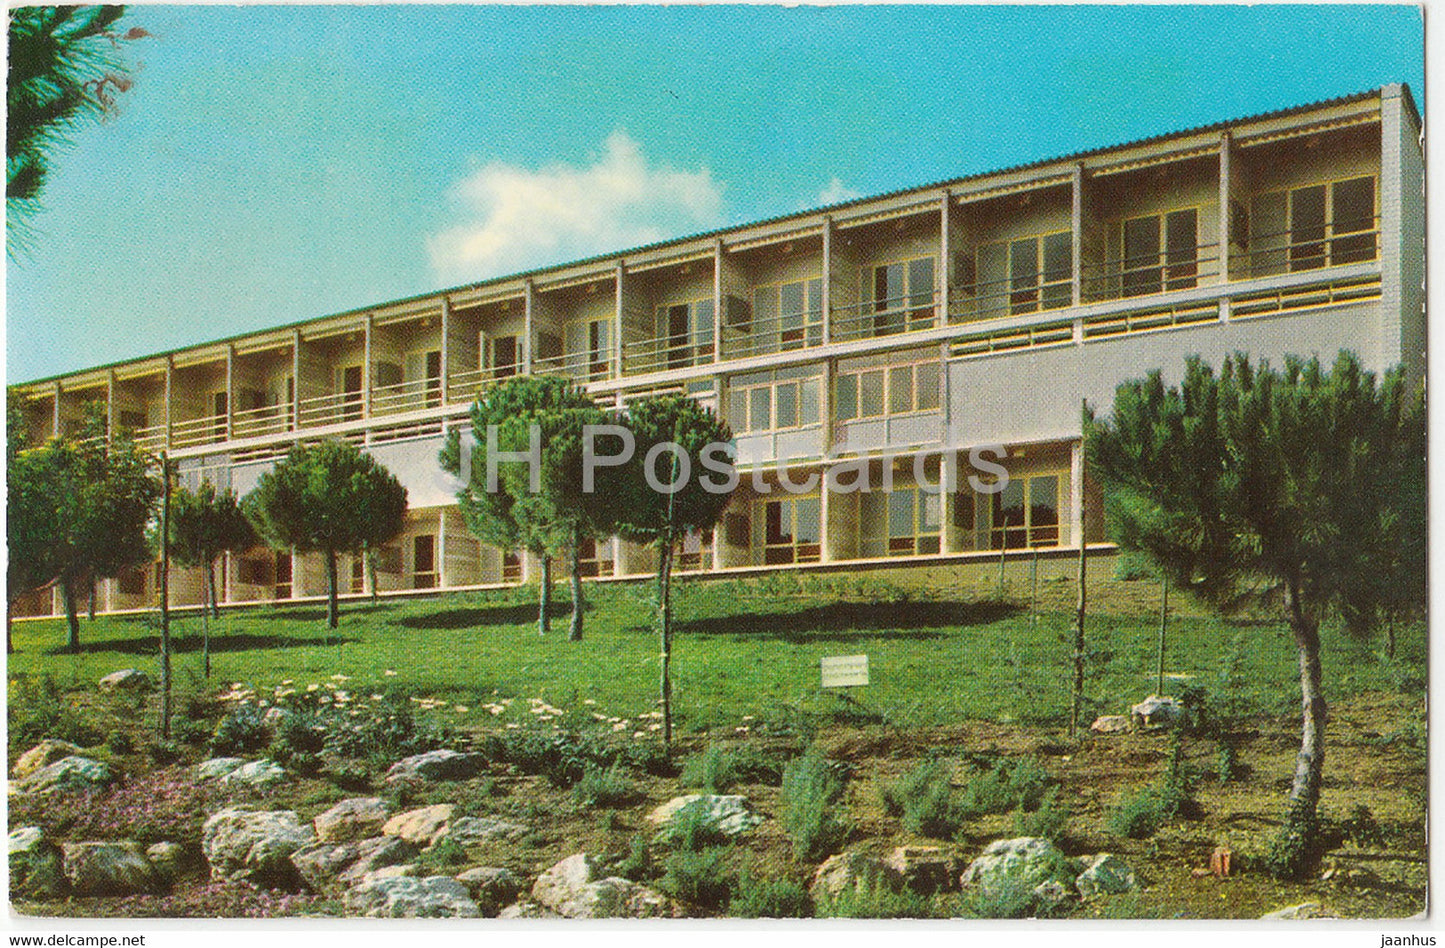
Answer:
[9,578,1424,738]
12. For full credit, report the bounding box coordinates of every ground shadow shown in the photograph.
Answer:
[677,599,1018,644]
[44,632,360,657]
[395,601,574,631]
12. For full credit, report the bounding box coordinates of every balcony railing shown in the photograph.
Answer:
[949,274,1071,324]
[622,327,715,376]
[832,290,941,342]
[719,306,822,360]
[298,391,362,429]
[170,412,227,449]
[125,423,168,452]
[1238,221,1379,280]
[532,348,614,382]
[445,366,514,405]
[371,376,443,416]
[231,403,292,439]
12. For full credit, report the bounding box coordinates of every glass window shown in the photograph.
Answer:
[889,366,913,414]
[1289,184,1327,271]
[1165,210,1198,289]
[749,388,771,432]
[1009,238,1039,314]
[1029,475,1060,545]
[835,374,858,421]
[765,501,790,545]
[800,378,820,425]
[729,390,748,431]
[859,370,885,417]
[908,257,935,310]
[774,382,798,429]
[916,362,941,411]
[1041,232,1072,308]
[888,490,914,538]
[1331,177,1375,264]
[1123,216,1162,297]
[796,497,821,544]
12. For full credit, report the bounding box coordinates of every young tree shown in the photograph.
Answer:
[440,376,615,639]
[1087,350,1425,866]
[244,441,407,630]
[614,394,735,747]
[6,396,62,653]
[168,480,256,676]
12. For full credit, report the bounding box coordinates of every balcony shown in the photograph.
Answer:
[832,288,941,342]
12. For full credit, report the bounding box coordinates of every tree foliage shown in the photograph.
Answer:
[244,440,407,629]
[1087,350,1425,863]
[169,479,256,675]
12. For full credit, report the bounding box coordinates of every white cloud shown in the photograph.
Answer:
[427,131,724,282]
[817,177,861,206]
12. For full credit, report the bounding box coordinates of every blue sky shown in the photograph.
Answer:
[6,4,1424,382]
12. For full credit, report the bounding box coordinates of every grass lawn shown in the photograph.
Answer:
[8,573,1422,738]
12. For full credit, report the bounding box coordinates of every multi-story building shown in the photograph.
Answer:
[9,85,1424,617]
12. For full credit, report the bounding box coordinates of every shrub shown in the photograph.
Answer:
[815,880,939,919]
[781,753,849,861]
[210,703,270,756]
[660,846,735,912]
[955,876,1053,919]
[172,716,211,747]
[731,868,812,918]
[1106,732,1194,839]
[681,745,741,792]
[613,836,659,884]
[655,801,731,852]
[270,710,326,773]
[1341,804,1386,848]
[416,838,470,874]
[107,729,135,755]
[573,762,642,808]
[1261,808,1322,880]
[1216,742,1241,783]
[882,761,963,838]
[322,692,452,760]
[1012,786,1068,839]
[9,675,103,751]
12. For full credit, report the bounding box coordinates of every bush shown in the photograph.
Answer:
[1012,786,1068,839]
[573,762,642,808]
[416,838,470,875]
[322,692,452,761]
[660,846,735,912]
[1105,732,1194,839]
[1216,742,1240,782]
[172,716,211,747]
[107,729,135,755]
[270,710,326,773]
[655,801,731,852]
[210,703,270,756]
[1341,804,1386,848]
[731,869,812,918]
[815,880,939,919]
[881,761,963,838]
[9,675,103,751]
[1261,808,1322,880]
[681,745,741,792]
[613,836,659,884]
[781,753,849,861]
[951,756,1054,820]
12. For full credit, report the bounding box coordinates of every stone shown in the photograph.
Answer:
[1130,695,1184,729]
[219,759,288,788]
[382,804,455,848]
[443,816,530,846]
[1261,902,1335,920]
[1075,853,1137,899]
[646,794,764,839]
[497,900,561,919]
[1090,715,1133,734]
[884,845,962,895]
[456,866,524,916]
[1032,879,1073,912]
[384,749,487,784]
[960,837,1074,898]
[314,797,391,843]
[196,757,246,781]
[810,851,903,901]
[13,740,83,780]
[291,836,417,892]
[98,669,151,693]
[202,808,315,887]
[357,864,419,885]
[145,842,193,884]
[531,853,674,919]
[343,875,479,918]
[9,827,65,899]
[15,756,115,795]
[61,841,162,896]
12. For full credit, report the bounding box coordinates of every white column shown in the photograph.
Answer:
[1218,131,1232,284]
[613,262,625,379]
[224,344,235,441]
[938,189,951,324]
[1069,435,1085,549]
[291,329,302,430]
[713,238,724,363]
[1071,163,1084,306]
[821,216,833,343]
[106,371,116,446]
[52,381,61,438]
[437,508,448,588]
[439,297,451,403]
[522,281,535,375]
[362,315,373,420]
[163,357,173,449]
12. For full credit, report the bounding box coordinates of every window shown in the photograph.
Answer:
[488,335,519,378]
[835,358,941,422]
[976,232,1071,317]
[413,535,437,589]
[1250,176,1376,276]
[238,558,271,587]
[990,473,1061,550]
[578,537,614,578]
[762,496,821,565]
[657,299,715,369]
[351,555,366,594]
[678,529,713,571]
[117,568,145,596]
[1121,209,1198,297]
[728,368,822,434]
[564,319,613,380]
[502,552,522,583]
[866,257,936,335]
[859,486,941,557]
[751,278,823,352]
[404,350,442,407]
[274,552,292,600]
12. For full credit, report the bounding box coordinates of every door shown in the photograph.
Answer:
[212,391,228,442]
[341,365,363,421]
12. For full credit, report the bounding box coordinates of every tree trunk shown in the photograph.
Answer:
[159,455,172,738]
[209,558,220,619]
[568,540,584,642]
[1386,614,1397,660]
[88,576,96,621]
[658,541,674,748]
[326,548,339,631]
[1070,512,1087,737]
[1156,577,1169,695]
[62,574,81,653]
[1287,588,1327,825]
[367,546,379,604]
[7,597,15,655]
[202,557,214,679]
[538,556,551,636]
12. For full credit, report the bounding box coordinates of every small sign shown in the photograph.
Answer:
[821,654,869,688]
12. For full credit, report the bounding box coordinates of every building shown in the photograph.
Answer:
[9,85,1425,617]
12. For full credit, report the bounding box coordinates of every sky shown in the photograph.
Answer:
[5,4,1425,383]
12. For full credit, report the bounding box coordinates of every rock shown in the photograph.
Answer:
[382,804,455,848]
[98,669,151,693]
[531,853,674,919]
[443,816,530,846]
[196,758,246,781]
[810,851,902,901]
[357,864,419,885]
[1032,879,1073,912]
[884,845,962,895]
[497,900,561,918]
[960,837,1074,898]
[384,749,487,784]
[201,808,315,887]
[10,827,65,899]
[343,875,479,918]
[61,841,162,896]
[15,756,115,795]
[314,797,391,843]
[13,740,83,780]
[456,866,523,916]
[1075,853,1137,898]
[1261,901,1335,920]
[291,836,417,892]
[646,795,763,839]
[145,842,194,884]
[1130,695,1183,729]
[1090,715,1133,734]
[261,707,291,728]
[219,759,288,789]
